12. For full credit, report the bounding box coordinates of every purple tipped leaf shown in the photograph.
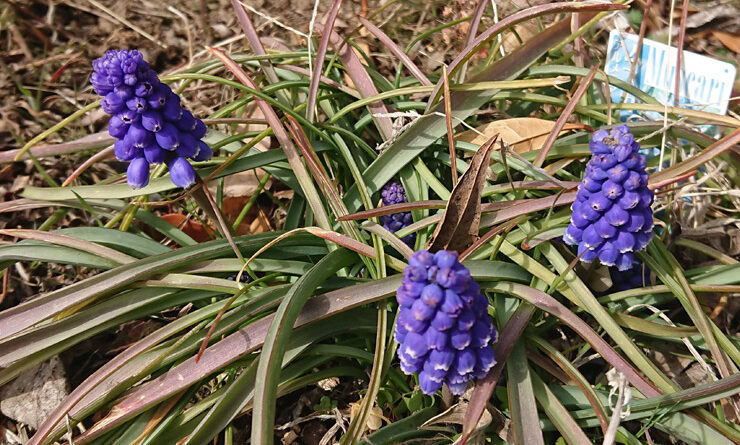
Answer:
[305,0,343,122]
[315,24,393,141]
[358,17,432,87]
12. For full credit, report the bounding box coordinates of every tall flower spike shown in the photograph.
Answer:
[395,250,497,395]
[564,126,654,271]
[91,49,212,189]
[380,181,416,247]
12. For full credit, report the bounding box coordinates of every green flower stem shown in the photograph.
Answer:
[232,173,271,231]
[14,101,100,162]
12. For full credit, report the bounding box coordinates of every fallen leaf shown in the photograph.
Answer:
[428,135,498,253]
[648,348,711,388]
[208,169,269,200]
[579,261,613,293]
[219,197,272,236]
[273,189,294,200]
[160,213,216,243]
[456,118,585,154]
[421,395,498,445]
[220,196,250,223]
[501,24,536,53]
[9,175,30,194]
[712,31,740,54]
[247,208,272,235]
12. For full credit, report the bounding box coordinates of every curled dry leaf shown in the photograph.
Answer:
[579,261,613,294]
[456,117,586,154]
[428,134,498,253]
[209,170,271,200]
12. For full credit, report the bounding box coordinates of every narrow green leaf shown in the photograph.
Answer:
[184,310,377,445]
[530,371,591,445]
[0,232,306,340]
[357,407,438,445]
[0,229,136,265]
[507,342,545,445]
[0,244,118,270]
[249,248,355,445]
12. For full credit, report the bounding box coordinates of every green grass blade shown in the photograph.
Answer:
[250,248,355,445]
[184,309,376,445]
[0,232,300,340]
[530,371,592,445]
[507,342,545,445]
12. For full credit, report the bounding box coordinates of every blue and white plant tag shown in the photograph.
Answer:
[605,29,736,136]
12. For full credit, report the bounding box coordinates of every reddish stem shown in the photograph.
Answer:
[674,0,690,107]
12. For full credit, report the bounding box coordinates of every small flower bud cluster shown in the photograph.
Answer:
[226,273,253,284]
[395,250,497,395]
[564,126,654,271]
[380,182,416,247]
[610,261,651,291]
[91,50,212,189]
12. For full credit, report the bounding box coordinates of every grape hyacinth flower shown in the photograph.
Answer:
[395,250,497,395]
[564,126,654,271]
[610,261,651,291]
[91,50,212,189]
[380,182,416,247]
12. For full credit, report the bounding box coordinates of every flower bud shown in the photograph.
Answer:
[191,141,213,162]
[168,156,196,188]
[143,144,166,164]
[380,181,416,247]
[113,138,141,162]
[126,157,150,189]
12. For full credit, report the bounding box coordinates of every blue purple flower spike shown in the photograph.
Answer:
[380,182,416,247]
[564,126,654,271]
[91,50,212,189]
[395,250,497,395]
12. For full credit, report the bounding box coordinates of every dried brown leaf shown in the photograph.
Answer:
[209,170,270,200]
[421,395,494,445]
[578,261,613,294]
[428,135,498,253]
[712,31,740,53]
[159,214,215,243]
[456,118,584,154]
[501,24,535,53]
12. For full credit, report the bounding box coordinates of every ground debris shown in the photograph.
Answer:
[0,356,69,432]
